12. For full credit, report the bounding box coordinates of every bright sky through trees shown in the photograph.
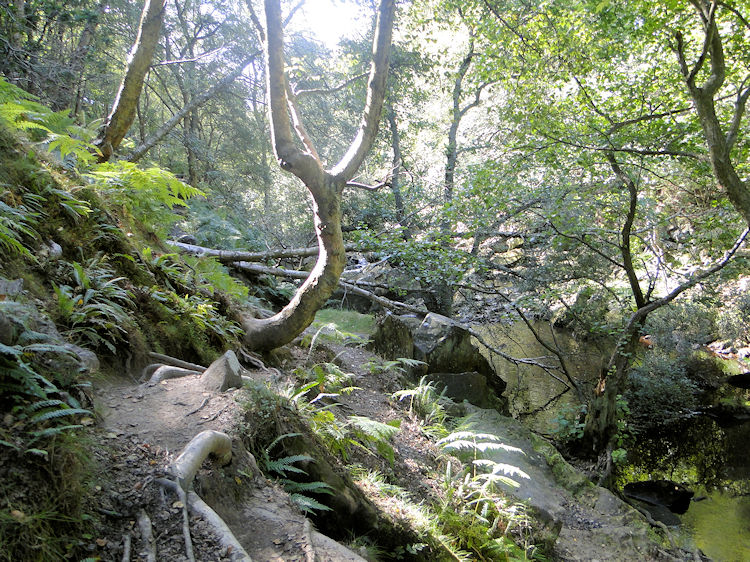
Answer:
[294,0,369,48]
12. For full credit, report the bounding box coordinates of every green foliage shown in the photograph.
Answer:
[293,362,358,394]
[0,189,41,258]
[348,415,401,466]
[147,288,242,346]
[625,353,699,429]
[367,357,426,377]
[438,431,524,458]
[644,297,718,354]
[54,256,134,354]
[253,433,334,514]
[392,375,449,433]
[0,77,98,167]
[550,404,587,444]
[715,291,750,345]
[142,247,248,300]
[0,338,91,458]
[86,162,204,238]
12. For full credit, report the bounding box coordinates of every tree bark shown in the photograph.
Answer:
[67,1,106,113]
[95,0,166,162]
[435,40,479,316]
[242,0,394,351]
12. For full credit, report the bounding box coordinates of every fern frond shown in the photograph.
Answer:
[283,481,334,495]
[31,407,91,423]
[29,424,83,440]
[348,415,401,441]
[289,494,332,514]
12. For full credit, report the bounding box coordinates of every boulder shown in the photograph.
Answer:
[370,312,506,396]
[425,372,490,408]
[369,313,414,361]
[201,350,243,392]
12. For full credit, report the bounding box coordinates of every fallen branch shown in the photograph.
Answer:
[137,509,156,562]
[338,280,425,314]
[170,430,233,489]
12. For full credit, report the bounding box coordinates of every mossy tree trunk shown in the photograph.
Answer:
[94,0,165,162]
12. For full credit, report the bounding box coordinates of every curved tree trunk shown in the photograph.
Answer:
[95,0,165,162]
[243,174,347,350]
[241,0,394,351]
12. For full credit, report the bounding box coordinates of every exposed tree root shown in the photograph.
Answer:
[175,480,195,562]
[147,352,207,372]
[146,365,203,386]
[186,490,253,562]
[137,509,156,562]
[121,533,131,562]
[186,397,210,416]
[169,430,232,488]
[629,503,677,549]
[157,478,252,562]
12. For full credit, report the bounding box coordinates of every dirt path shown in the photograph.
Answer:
[97,374,245,453]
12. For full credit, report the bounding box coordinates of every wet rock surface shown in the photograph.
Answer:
[459,406,659,561]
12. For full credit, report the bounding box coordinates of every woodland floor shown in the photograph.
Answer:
[83,336,452,561]
[79,333,693,561]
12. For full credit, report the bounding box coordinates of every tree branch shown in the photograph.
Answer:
[330,0,395,180]
[263,0,322,181]
[294,72,368,98]
[128,54,259,162]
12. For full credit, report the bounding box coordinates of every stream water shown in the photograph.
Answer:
[476,322,750,561]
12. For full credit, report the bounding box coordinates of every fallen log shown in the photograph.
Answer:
[168,240,359,263]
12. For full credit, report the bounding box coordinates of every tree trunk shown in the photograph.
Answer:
[675,5,750,228]
[241,0,394,351]
[67,1,105,113]
[95,0,166,162]
[386,103,408,236]
[243,174,348,349]
[434,41,477,317]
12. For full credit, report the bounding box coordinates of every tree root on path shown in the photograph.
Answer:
[121,533,131,562]
[157,478,252,561]
[137,509,156,562]
[144,365,204,386]
[155,429,253,561]
[629,503,677,549]
[170,430,232,487]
